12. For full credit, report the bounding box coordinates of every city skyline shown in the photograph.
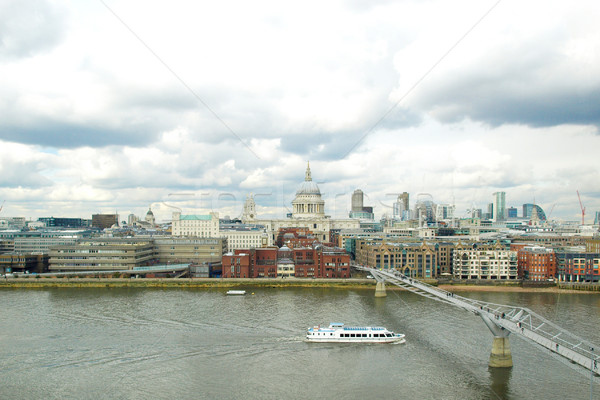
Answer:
[0,0,599,222]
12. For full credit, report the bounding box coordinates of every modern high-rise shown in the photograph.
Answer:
[435,204,455,221]
[351,189,364,212]
[492,192,506,222]
[349,189,374,220]
[393,192,410,220]
[485,203,494,220]
[522,204,547,221]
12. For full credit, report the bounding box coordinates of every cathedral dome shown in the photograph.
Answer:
[296,180,321,195]
[296,162,321,195]
[292,162,325,218]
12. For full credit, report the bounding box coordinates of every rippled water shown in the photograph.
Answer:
[1,287,599,399]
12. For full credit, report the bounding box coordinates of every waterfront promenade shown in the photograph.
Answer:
[1,276,598,292]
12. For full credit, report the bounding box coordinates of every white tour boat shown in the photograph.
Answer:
[306,323,405,343]
[226,290,246,295]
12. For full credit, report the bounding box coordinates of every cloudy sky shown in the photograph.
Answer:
[0,0,599,223]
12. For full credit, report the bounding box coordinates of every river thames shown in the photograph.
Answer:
[1,287,599,399]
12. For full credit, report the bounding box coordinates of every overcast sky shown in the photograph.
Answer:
[0,0,599,224]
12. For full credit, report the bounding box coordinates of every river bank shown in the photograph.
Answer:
[1,277,598,293]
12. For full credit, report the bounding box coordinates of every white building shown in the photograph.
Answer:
[453,248,518,280]
[171,212,220,238]
[220,225,271,252]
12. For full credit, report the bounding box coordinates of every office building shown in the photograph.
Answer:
[92,214,119,230]
[493,192,506,222]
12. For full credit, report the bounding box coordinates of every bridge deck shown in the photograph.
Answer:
[356,266,600,381]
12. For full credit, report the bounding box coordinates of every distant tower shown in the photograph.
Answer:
[393,192,410,220]
[242,194,257,222]
[127,213,139,226]
[349,189,374,220]
[415,193,434,224]
[351,189,364,212]
[493,192,506,222]
[486,203,494,220]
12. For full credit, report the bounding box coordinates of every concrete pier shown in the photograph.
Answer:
[374,281,387,297]
[489,336,513,368]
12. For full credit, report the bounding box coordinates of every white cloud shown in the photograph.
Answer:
[0,0,598,222]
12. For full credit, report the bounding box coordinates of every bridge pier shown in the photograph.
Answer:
[489,336,513,368]
[374,281,387,297]
[480,314,513,368]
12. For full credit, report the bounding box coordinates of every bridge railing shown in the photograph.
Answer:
[355,265,600,377]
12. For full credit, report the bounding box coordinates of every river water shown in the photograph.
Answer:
[1,287,599,399]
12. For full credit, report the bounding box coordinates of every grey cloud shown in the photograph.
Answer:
[408,38,600,129]
[0,0,66,59]
[278,109,421,161]
[426,85,600,129]
[0,120,160,148]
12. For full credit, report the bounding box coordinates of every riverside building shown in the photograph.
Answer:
[49,239,156,272]
[517,246,556,281]
[453,247,518,280]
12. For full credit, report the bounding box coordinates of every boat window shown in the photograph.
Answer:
[351,334,355,337]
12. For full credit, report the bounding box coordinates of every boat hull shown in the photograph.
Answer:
[226,290,246,295]
[306,323,405,344]
[306,335,405,344]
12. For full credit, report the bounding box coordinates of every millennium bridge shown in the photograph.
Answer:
[355,265,600,384]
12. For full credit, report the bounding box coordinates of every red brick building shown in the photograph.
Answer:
[222,245,350,278]
[221,251,252,278]
[276,227,319,248]
[253,247,278,278]
[222,247,279,278]
[320,247,351,278]
[517,246,556,281]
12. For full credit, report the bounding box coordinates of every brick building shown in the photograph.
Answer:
[221,245,350,278]
[355,240,438,278]
[91,214,118,230]
[555,252,600,283]
[222,247,278,278]
[276,227,319,248]
[517,246,556,281]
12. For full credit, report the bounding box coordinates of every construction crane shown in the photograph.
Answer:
[546,204,556,220]
[0,200,4,214]
[576,190,585,225]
